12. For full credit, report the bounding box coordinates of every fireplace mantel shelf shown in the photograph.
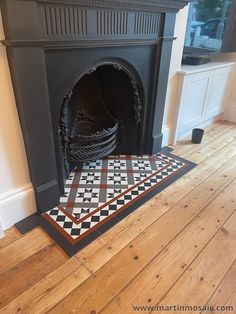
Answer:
[33,0,189,13]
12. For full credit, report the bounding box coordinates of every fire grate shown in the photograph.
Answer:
[69,117,118,162]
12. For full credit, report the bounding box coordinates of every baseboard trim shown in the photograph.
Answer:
[0,184,37,230]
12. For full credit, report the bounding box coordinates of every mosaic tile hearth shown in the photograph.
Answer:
[44,153,190,245]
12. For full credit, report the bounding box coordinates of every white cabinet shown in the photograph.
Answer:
[204,67,231,119]
[174,62,234,142]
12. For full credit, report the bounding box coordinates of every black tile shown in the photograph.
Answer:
[91,215,100,222]
[71,228,81,236]
[117,199,125,205]
[56,215,66,222]
[50,209,59,215]
[109,205,117,211]
[100,210,109,216]
[81,221,91,229]
[124,195,132,200]
[63,222,73,229]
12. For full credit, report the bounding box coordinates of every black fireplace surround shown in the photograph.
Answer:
[1,0,189,213]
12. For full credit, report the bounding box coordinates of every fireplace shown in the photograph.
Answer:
[1,0,189,213]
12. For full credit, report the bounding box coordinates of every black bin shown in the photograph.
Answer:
[191,128,204,144]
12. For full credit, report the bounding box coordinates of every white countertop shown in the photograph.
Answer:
[178,61,235,75]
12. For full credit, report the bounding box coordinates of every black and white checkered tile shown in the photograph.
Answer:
[45,153,186,241]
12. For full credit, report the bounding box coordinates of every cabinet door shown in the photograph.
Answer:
[178,72,210,133]
[204,67,231,120]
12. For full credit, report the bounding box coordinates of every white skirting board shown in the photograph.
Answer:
[224,102,236,123]
[0,184,37,231]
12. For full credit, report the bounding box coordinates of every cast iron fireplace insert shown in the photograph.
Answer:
[0,0,189,213]
[59,61,144,179]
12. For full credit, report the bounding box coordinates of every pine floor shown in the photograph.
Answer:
[0,120,236,314]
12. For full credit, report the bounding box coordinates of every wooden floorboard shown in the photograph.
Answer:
[157,210,236,312]
[0,228,21,250]
[0,244,67,308]
[0,258,90,314]
[0,228,54,277]
[203,259,236,314]
[0,121,235,314]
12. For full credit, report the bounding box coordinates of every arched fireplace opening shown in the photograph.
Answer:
[59,62,144,179]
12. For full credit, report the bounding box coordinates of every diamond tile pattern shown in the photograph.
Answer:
[44,153,186,243]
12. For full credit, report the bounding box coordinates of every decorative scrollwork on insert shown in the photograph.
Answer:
[130,79,142,124]
[59,91,72,177]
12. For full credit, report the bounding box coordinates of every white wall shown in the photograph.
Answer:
[162,6,189,146]
[0,10,36,233]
